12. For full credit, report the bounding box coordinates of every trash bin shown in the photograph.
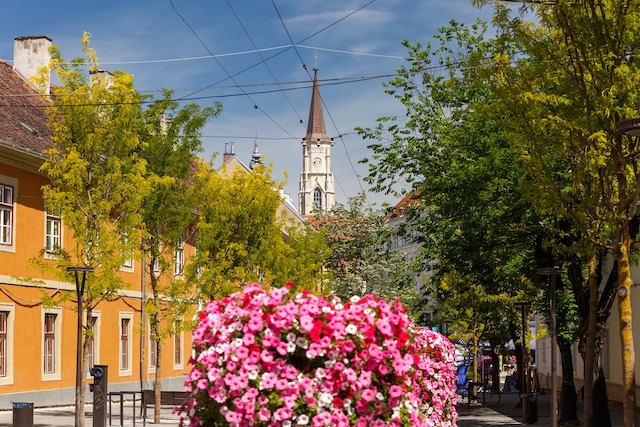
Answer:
[520,393,538,424]
[11,401,33,427]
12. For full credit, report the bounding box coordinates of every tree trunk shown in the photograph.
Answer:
[558,341,577,422]
[151,297,162,425]
[616,235,637,427]
[154,334,162,424]
[582,255,598,427]
[592,367,612,427]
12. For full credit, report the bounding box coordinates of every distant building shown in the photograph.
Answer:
[221,141,306,231]
[298,65,335,216]
[385,193,438,325]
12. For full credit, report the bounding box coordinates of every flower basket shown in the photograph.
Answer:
[179,283,457,426]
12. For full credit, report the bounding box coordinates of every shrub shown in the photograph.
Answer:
[179,283,458,426]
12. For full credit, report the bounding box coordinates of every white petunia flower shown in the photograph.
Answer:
[345,324,357,335]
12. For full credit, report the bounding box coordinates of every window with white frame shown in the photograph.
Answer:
[42,307,62,381]
[174,237,184,277]
[0,303,14,385]
[173,320,183,369]
[148,323,156,373]
[86,313,100,375]
[45,211,62,254]
[119,313,133,376]
[0,311,7,377]
[152,256,160,275]
[121,235,134,271]
[0,181,15,247]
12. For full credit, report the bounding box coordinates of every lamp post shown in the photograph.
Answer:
[68,266,94,427]
[538,266,564,427]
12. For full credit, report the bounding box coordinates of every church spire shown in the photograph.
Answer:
[299,60,335,216]
[306,62,327,138]
[249,137,262,170]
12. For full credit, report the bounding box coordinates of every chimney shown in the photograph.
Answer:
[90,69,114,88]
[13,35,52,94]
[223,142,236,163]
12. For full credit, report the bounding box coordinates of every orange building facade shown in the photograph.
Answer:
[0,36,192,408]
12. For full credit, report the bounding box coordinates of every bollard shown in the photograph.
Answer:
[521,393,538,424]
[11,402,33,427]
[90,365,108,427]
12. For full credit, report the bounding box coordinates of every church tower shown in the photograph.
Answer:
[299,64,335,215]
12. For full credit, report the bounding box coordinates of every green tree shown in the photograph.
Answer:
[474,1,640,424]
[138,91,220,423]
[356,19,565,408]
[34,33,149,427]
[312,195,421,314]
[190,162,325,297]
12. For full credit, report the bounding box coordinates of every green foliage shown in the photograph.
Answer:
[358,21,538,344]
[139,89,221,322]
[312,195,422,315]
[190,163,327,298]
[37,32,149,304]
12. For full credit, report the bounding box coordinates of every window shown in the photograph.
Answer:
[148,323,156,373]
[0,311,7,377]
[153,256,160,275]
[0,183,14,247]
[0,304,14,385]
[45,211,62,254]
[86,313,100,375]
[121,235,134,271]
[174,237,184,277]
[173,321,183,369]
[44,314,56,374]
[42,307,62,380]
[313,188,322,210]
[119,313,133,375]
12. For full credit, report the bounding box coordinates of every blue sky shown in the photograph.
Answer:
[1,0,494,209]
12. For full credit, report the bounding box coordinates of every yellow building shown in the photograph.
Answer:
[0,36,192,408]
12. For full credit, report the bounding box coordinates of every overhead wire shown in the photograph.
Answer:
[225,0,305,129]
[4,43,402,67]
[168,0,298,140]
[176,0,382,104]
[269,0,356,201]
[271,0,374,205]
[0,73,402,107]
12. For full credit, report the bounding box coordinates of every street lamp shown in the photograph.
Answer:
[67,266,94,427]
[538,266,565,427]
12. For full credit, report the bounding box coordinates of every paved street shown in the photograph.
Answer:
[456,390,635,427]
[0,391,636,426]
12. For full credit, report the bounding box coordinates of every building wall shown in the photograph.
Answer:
[0,156,193,409]
[534,278,640,408]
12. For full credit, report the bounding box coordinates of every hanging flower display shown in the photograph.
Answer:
[179,283,457,426]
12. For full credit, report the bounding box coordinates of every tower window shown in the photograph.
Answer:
[313,188,322,209]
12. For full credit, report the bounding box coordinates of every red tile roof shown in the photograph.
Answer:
[0,60,52,154]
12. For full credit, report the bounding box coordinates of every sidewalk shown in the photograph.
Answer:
[0,401,182,426]
[456,390,636,426]
[0,392,636,426]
